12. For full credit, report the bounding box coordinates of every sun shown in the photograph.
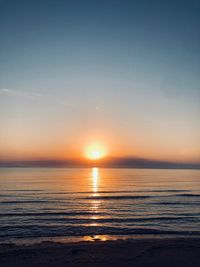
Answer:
[91,150,101,159]
[85,144,106,160]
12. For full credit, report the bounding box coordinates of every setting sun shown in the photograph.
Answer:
[91,150,101,159]
[85,144,107,160]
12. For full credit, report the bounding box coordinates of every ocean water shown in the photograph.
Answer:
[0,168,200,243]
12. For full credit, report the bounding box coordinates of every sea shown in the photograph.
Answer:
[0,168,200,244]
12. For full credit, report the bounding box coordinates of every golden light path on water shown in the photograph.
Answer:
[91,167,99,223]
[92,167,99,194]
[85,167,107,242]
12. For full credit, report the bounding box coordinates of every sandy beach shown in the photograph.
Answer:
[0,238,200,267]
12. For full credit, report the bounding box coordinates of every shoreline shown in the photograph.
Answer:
[1,237,200,267]
[1,233,200,246]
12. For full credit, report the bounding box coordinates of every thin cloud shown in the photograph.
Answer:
[0,88,42,100]
[0,88,75,108]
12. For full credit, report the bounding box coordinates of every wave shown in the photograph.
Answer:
[175,194,200,197]
[2,189,189,195]
[83,195,152,200]
[29,216,199,223]
[2,194,199,204]
[152,202,200,206]
[0,200,54,204]
[0,211,106,217]
[0,225,199,239]
[4,189,45,192]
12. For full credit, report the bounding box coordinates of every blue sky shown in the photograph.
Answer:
[0,0,200,162]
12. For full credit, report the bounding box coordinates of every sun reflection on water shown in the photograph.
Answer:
[92,167,99,194]
[84,235,107,242]
[90,167,101,227]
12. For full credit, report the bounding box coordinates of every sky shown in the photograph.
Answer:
[0,0,200,164]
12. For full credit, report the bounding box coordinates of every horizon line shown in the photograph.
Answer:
[0,156,199,170]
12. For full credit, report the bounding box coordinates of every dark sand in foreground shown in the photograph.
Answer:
[0,238,200,267]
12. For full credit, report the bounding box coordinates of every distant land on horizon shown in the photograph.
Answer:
[0,157,199,169]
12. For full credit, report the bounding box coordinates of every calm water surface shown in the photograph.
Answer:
[0,168,200,243]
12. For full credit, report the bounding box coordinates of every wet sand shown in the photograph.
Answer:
[0,238,200,267]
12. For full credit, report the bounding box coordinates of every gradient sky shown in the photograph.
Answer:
[0,0,200,163]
